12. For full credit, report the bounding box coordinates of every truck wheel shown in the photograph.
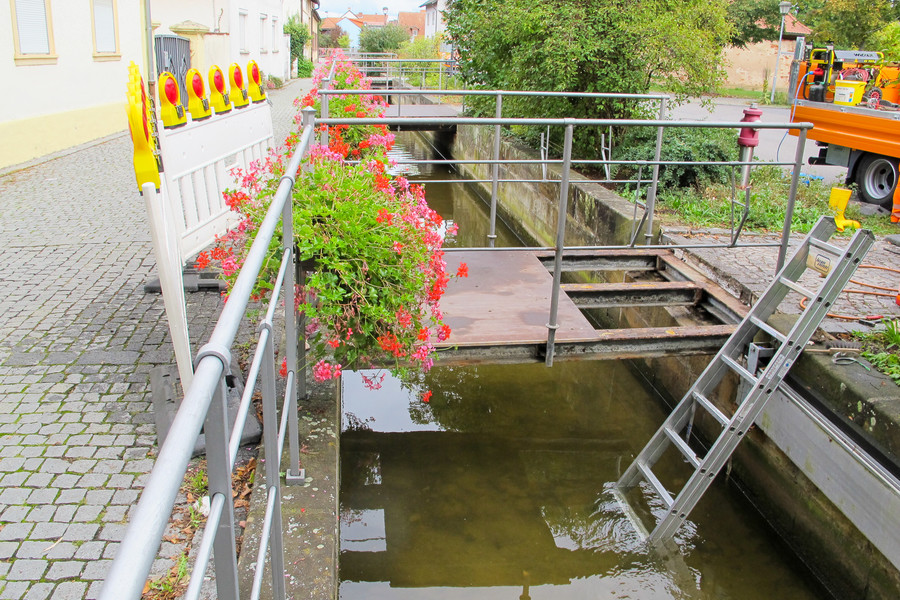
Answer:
[854,153,899,207]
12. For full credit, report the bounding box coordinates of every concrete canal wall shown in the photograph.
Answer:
[448,124,900,600]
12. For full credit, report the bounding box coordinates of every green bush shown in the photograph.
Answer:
[615,126,738,192]
[296,58,314,78]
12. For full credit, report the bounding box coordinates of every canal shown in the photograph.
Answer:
[336,132,830,599]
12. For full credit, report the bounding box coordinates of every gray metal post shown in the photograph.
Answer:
[206,375,239,600]
[283,112,302,484]
[261,328,286,598]
[488,93,502,247]
[777,128,807,271]
[320,81,330,147]
[545,124,574,367]
[643,97,667,245]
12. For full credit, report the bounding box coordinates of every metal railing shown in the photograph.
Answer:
[102,73,813,598]
[314,86,812,365]
[99,108,318,600]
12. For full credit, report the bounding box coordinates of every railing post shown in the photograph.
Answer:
[261,325,286,598]
[778,127,807,271]
[283,111,310,486]
[320,81,330,147]
[206,372,240,600]
[546,124,574,367]
[643,97,667,245]
[488,93,502,247]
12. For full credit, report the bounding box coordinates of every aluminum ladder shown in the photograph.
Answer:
[615,216,875,543]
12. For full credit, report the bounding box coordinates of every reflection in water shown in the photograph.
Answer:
[340,363,825,600]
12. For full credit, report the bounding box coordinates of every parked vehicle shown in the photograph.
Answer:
[791,47,900,209]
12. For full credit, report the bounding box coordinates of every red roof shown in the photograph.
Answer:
[785,14,811,36]
[398,11,425,38]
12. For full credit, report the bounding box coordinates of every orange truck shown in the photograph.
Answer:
[790,47,900,217]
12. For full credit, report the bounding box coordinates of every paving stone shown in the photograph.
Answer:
[0,581,29,600]
[61,523,99,542]
[6,558,48,580]
[80,559,111,580]
[73,541,105,561]
[54,489,86,504]
[29,522,68,540]
[0,523,33,541]
[22,583,53,600]
[45,560,85,580]
[0,541,18,559]
[49,582,88,600]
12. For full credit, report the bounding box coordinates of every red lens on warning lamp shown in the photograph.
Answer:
[213,69,225,93]
[140,78,149,140]
[251,63,260,84]
[192,73,204,97]
[164,77,179,104]
[233,67,243,89]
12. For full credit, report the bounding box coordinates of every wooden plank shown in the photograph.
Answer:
[441,250,598,346]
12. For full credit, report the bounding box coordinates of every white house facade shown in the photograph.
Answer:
[1,0,146,169]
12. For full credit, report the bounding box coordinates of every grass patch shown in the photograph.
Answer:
[653,164,897,236]
[852,319,900,385]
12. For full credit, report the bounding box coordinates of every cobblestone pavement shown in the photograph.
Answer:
[0,78,311,600]
[664,228,900,334]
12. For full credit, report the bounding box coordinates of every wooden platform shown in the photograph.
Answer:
[441,250,598,345]
[437,249,748,364]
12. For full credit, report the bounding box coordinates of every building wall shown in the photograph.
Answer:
[723,38,800,94]
[1,0,146,169]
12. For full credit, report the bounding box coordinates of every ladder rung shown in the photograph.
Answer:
[692,391,729,426]
[638,461,674,508]
[721,355,758,383]
[809,237,844,257]
[749,316,786,343]
[779,277,816,300]
[664,426,701,468]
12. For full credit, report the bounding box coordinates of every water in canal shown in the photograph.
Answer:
[337,133,829,599]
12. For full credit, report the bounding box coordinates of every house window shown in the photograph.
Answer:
[91,0,120,59]
[271,16,278,53]
[239,9,248,53]
[10,0,56,63]
[259,14,267,53]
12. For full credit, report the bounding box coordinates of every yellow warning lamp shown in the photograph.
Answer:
[247,60,267,103]
[158,72,187,128]
[208,65,232,114]
[228,63,250,108]
[185,68,212,121]
[125,62,160,191]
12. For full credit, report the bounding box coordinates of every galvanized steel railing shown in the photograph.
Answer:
[101,74,813,598]
[315,86,813,365]
[99,108,318,600]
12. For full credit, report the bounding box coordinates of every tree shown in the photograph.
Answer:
[320,25,347,48]
[726,0,783,47]
[802,0,893,49]
[445,0,733,155]
[359,24,410,54]
[283,14,310,76]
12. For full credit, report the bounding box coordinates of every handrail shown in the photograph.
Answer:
[99,116,316,600]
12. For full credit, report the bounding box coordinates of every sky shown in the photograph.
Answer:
[318,0,427,18]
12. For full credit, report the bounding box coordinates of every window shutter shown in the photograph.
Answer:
[93,0,117,53]
[15,0,50,55]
